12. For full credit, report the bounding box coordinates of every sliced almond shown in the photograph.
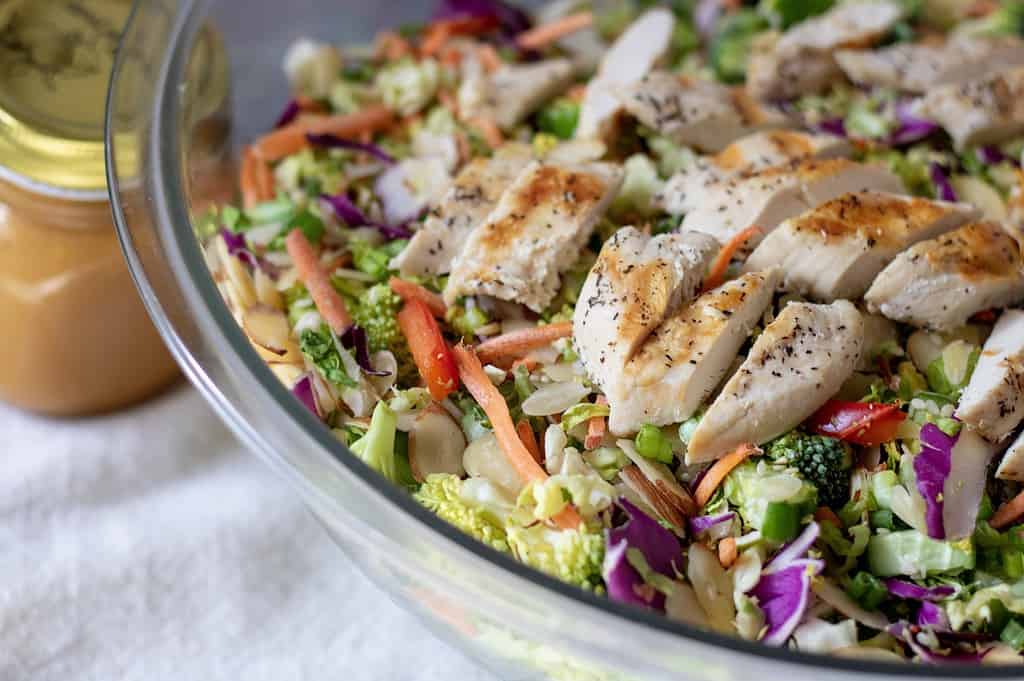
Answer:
[244,304,295,355]
[619,439,697,518]
[409,406,467,482]
[254,267,284,310]
[464,431,524,495]
[621,465,686,532]
[216,235,257,309]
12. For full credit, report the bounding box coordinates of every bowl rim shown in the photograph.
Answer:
[106,1,1019,676]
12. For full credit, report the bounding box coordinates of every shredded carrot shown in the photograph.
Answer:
[992,489,1024,529]
[584,395,608,451]
[285,229,352,334]
[475,321,573,366]
[477,44,503,73]
[294,95,326,115]
[815,506,842,528]
[388,277,447,318]
[420,16,497,57]
[437,90,459,117]
[567,84,587,102]
[252,105,395,162]
[452,344,581,530]
[510,357,540,372]
[694,443,759,508]
[253,155,275,203]
[440,45,464,68]
[517,419,543,464]
[375,31,411,61]
[239,146,260,209]
[515,11,593,50]
[702,225,763,292]
[454,130,471,163]
[718,537,738,569]
[469,115,504,149]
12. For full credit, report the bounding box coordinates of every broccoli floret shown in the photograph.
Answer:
[414,474,510,553]
[506,523,605,591]
[348,283,417,384]
[768,433,853,508]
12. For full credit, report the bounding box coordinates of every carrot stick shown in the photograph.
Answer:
[517,419,543,464]
[991,489,1024,529]
[475,321,573,366]
[253,155,275,203]
[702,225,762,292]
[388,277,447,318]
[421,16,497,57]
[452,344,581,530]
[285,229,352,334]
[815,506,842,528]
[584,395,607,451]
[469,116,504,149]
[516,11,593,50]
[718,537,738,568]
[240,146,260,209]
[694,443,758,508]
[477,44,503,73]
[252,105,395,162]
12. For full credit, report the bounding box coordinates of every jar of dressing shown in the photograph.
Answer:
[0,0,230,415]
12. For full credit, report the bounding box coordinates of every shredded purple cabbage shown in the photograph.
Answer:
[307,133,396,164]
[929,163,958,202]
[885,579,956,602]
[275,99,301,129]
[340,325,391,377]
[292,374,320,417]
[916,423,956,539]
[319,193,414,241]
[603,499,683,611]
[890,103,939,146]
[888,622,990,664]
[433,0,531,36]
[817,118,848,138]
[220,227,265,271]
[751,559,823,646]
[916,601,950,630]
[687,512,734,536]
[765,521,819,574]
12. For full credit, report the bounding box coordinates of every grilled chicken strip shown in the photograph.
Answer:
[957,309,1024,443]
[865,221,1024,331]
[660,130,853,216]
[575,8,675,140]
[686,300,864,463]
[744,192,981,301]
[664,159,903,248]
[614,72,789,152]
[574,227,719,394]
[607,269,780,435]
[747,1,907,100]
[996,428,1024,482]
[916,66,1024,150]
[392,144,532,277]
[836,34,1024,93]
[445,160,624,312]
[458,59,575,131]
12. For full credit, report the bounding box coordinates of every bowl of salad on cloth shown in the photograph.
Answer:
[108,0,1024,676]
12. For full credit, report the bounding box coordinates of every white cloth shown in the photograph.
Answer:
[0,385,494,681]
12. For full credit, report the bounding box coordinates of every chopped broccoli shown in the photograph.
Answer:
[349,239,407,281]
[506,523,605,591]
[768,433,853,509]
[415,474,510,553]
[350,401,399,482]
[348,283,417,384]
[724,459,818,529]
[709,10,770,84]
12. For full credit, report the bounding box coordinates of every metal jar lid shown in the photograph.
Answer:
[0,0,228,197]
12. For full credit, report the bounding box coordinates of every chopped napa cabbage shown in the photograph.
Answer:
[299,324,358,389]
[925,339,980,398]
[415,474,510,552]
[506,523,605,590]
[947,582,1024,631]
[350,400,399,482]
[560,402,611,433]
[724,459,818,530]
[611,154,663,218]
[375,58,441,116]
[866,530,975,577]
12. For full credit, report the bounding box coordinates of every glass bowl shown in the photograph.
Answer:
[105,2,1015,679]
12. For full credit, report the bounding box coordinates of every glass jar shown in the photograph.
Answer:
[0,0,230,415]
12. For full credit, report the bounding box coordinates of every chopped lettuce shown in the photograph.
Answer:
[866,530,975,577]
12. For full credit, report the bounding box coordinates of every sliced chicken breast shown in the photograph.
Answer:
[574,227,719,393]
[957,309,1024,443]
[392,144,532,277]
[445,160,624,312]
[607,269,780,435]
[614,72,789,152]
[745,192,981,301]
[916,67,1024,150]
[836,34,1024,93]
[865,221,1024,331]
[666,159,903,248]
[748,1,907,100]
[459,59,575,131]
[575,8,675,140]
[996,428,1024,482]
[686,300,864,463]
[659,130,853,216]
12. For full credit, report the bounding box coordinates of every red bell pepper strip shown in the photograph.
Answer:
[808,400,907,446]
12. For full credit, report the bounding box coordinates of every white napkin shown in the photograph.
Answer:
[0,385,493,681]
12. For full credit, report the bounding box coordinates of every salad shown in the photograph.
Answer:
[200,0,1024,664]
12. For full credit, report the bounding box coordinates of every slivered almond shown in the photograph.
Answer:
[621,465,686,532]
[409,406,467,482]
[619,439,697,519]
[244,304,297,358]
